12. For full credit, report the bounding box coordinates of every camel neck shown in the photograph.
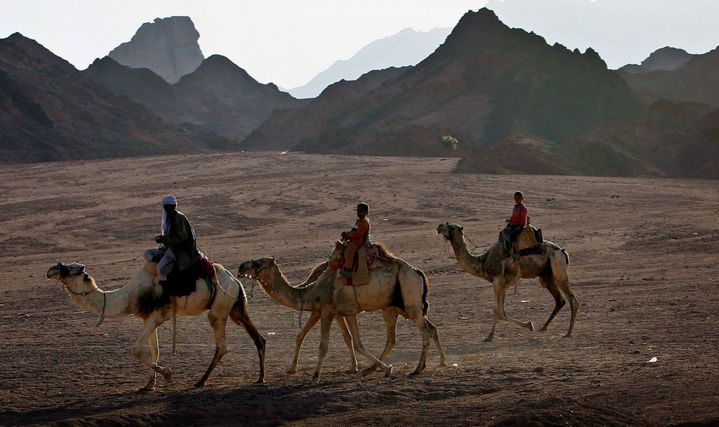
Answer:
[257,267,318,311]
[67,277,133,318]
[451,233,487,279]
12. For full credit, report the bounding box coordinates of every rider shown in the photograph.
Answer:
[145,195,201,284]
[502,191,528,258]
[341,202,370,278]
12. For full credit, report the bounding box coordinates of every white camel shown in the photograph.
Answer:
[437,223,578,341]
[238,245,438,382]
[46,261,266,391]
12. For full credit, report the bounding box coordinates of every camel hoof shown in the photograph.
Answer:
[287,368,298,374]
[563,333,572,338]
[345,367,360,374]
[384,365,393,378]
[483,336,494,343]
[137,386,154,393]
[254,379,267,385]
[194,381,206,388]
[539,326,548,333]
[438,361,447,368]
[526,322,535,331]
[159,367,172,381]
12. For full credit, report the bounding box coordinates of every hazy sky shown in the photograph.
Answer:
[1,0,717,88]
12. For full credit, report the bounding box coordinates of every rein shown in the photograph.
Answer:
[61,280,107,327]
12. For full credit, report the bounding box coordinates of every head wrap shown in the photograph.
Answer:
[162,195,177,206]
[161,195,177,235]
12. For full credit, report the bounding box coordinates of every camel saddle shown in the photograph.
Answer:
[333,241,387,287]
[145,256,216,297]
[499,224,544,257]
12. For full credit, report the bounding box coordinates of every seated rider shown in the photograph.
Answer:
[144,195,201,285]
[340,202,370,278]
[501,191,528,258]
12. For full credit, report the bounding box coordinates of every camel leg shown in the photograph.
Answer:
[312,310,335,383]
[426,317,447,367]
[132,314,171,390]
[344,315,392,378]
[231,304,267,384]
[335,315,359,373]
[539,277,566,332]
[557,281,579,338]
[195,313,229,387]
[140,329,160,391]
[485,279,533,342]
[410,312,432,376]
[367,308,399,372]
[378,309,399,361]
[288,311,321,374]
[549,251,578,337]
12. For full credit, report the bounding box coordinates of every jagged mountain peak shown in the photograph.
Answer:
[108,16,204,83]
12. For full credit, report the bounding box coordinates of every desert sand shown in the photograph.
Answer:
[0,152,717,425]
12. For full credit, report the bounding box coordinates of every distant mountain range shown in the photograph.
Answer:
[288,27,451,99]
[0,33,230,163]
[619,46,719,108]
[247,10,636,154]
[1,9,717,177]
[245,9,718,178]
[86,55,304,139]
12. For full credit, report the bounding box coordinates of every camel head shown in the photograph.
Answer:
[46,262,98,295]
[237,257,276,280]
[437,223,464,242]
[46,262,86,281]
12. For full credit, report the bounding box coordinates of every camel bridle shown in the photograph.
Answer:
[54,264,107,327]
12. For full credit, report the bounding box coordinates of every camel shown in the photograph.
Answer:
[46,261,266,391]
[437,223,578,341]
[266,258,445,374]
[237,246,439,382]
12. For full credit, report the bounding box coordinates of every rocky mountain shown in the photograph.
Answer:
[86,54,305,140]
[289,27,450,99]
[0,33,235,164]
[244,66,410,151]
[246,8,641,158]
[619,46,719,108]
[619,47,695,74]
[455,101,718,178]
[109,16,204,83]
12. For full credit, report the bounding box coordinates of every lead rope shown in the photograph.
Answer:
[172,298,177,354]
[97,292,107,327]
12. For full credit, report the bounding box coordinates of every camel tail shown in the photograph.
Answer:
[561,248,570,266]
[415,268,430,316]
[550,250,570,284]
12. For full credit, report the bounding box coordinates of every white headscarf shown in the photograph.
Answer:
[160,195,177,236]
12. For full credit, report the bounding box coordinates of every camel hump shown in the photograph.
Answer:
[370,241,396,260]
[517,225,543,250]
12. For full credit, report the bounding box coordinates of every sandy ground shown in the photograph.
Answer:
[0,152,717,426]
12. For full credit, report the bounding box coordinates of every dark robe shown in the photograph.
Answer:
[162,210,201,270]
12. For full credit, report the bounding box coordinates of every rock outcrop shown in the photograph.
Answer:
[109,16,204,83]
